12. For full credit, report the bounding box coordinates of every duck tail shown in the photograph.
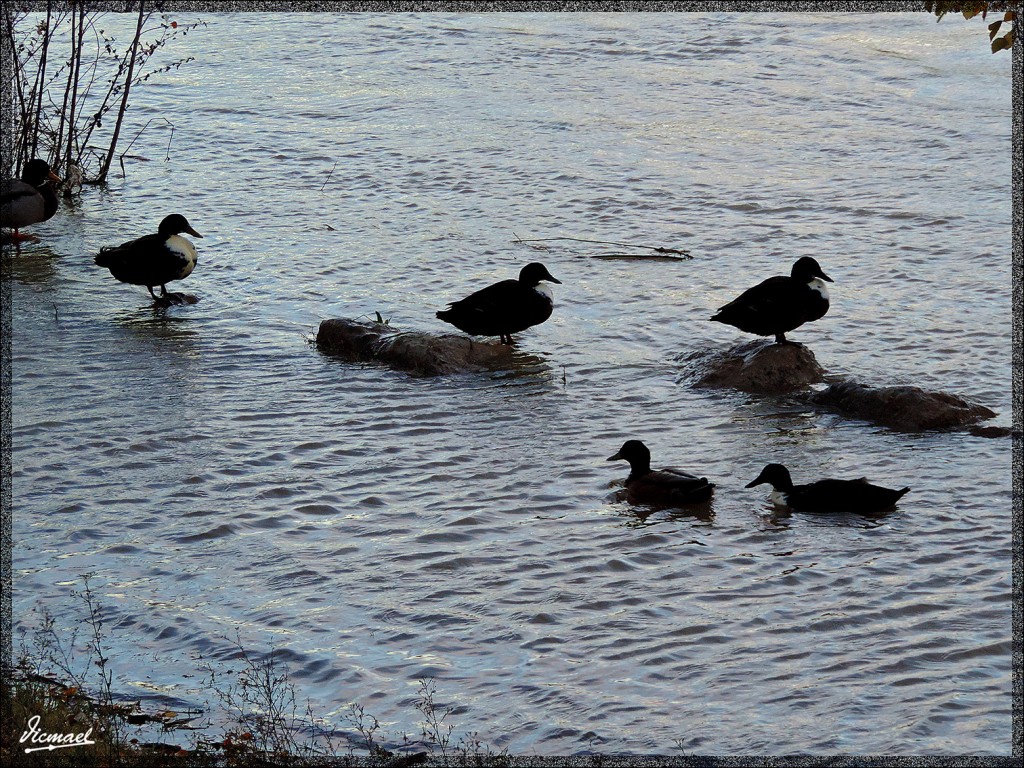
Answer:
[436,309,452,322]
[94,246,119,267]
[896,487,911,499]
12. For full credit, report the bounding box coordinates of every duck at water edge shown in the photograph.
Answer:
[95,214,203,305]
[1,159,62,242]
[437,262,560,344]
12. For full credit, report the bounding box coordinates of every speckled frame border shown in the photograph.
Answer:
[0,2,1019,765]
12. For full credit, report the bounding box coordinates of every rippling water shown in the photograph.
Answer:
[9,12,1013,755]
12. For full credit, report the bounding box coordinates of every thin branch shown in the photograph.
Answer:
[511,232,691,257]
[593,251,693,261]
[98,0,146,183]
[320,161,338,192]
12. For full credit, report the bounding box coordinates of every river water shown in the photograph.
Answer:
[8,11,1013,756]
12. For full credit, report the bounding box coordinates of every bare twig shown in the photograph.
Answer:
[320,160,338,192]
[99,1,146,183]
[593,251,692,261]
[511,232,691,258]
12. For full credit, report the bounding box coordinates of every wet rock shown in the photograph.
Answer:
[316,318,511,376]
[157,292,198,306]
[809,380,997,432]
[681,339,825,394]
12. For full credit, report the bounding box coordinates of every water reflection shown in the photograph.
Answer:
[112,305,201,346]
[607,487,716,526]
[759,503,895,529]
[5,244,61,286]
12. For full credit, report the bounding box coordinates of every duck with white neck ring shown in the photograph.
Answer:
[436,262,561,345]
[95,214,203,305]
[745,463,910,514]
[711,256,833,344]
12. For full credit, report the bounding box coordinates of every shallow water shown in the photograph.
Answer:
[9,12,1013,755]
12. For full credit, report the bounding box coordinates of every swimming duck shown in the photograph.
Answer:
[436,262,561,344]
[94,214,203,304]
[711,257,833,344]
[745,463,909,513]
[607,440,715,506]
[1,158,62,241]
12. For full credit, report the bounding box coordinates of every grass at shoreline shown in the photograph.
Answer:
[4,577,512,767]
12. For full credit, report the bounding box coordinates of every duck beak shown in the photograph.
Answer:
[546,274,562,285]
[818,269,834,283]
[185,226,204,238]
[47,170,62,184]
[606,451,623,462]
[745,470,767,488]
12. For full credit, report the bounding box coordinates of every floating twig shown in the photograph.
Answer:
[118,116,175,177]
[321,161,338,192]
[511,232,690,258]
[593,251,692,261]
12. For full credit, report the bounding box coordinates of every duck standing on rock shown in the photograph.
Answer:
[95,214,203,305]
[745,463,909,513]
[711,256,833,344]
[436,262,561,344]
[607,440,715,506]
[1,158,62,242]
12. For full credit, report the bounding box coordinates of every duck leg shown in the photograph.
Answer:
[148,284,173,307]
[159,283,193,306]
[6,229,39,243]
[774,332,788,344]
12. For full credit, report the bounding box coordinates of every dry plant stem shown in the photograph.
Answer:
[512,232,690,257]
[63,6,86,180]
[593,251,691,261]
[28,3,54,164]
[99,1,145,182]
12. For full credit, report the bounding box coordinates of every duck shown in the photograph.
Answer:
[745,463,909,513]
[1,158,62,241]
[710,256,833,344]
[436,262,561,344]
[94,214,203,304]
[607,440,715,506]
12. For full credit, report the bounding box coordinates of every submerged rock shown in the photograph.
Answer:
[316,318,512,376]
[809,380,997,432]
[681,339,825,394]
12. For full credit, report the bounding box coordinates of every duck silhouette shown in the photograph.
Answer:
[437,262,560,344]
[746,463,909,513]
[1,159,61,242]
[607,440,714,506]
[95,214,203,304]
[711,257,833,344]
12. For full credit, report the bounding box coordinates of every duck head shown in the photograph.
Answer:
[607,440,651,473]
[21,158,62,187]
[158,214,203,239]
[519,262,561,287]
[791,257,832,284]
[745,463,795,491]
